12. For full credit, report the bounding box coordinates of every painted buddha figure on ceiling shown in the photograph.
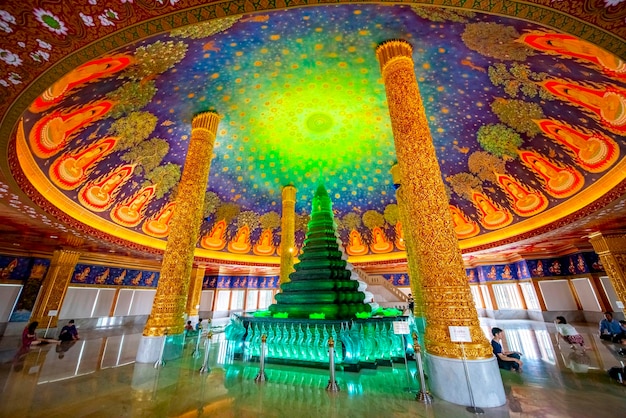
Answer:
[201,219,227,251]
[536,119,618,172]
[30,101,113,158]
[112,186,155,227]
[471,192,513,230]
[253,229,275,256]
[543,79,626,133]
[495,174,547,217]
[78,165,134,212]
[50,137,117,189]
[449,205,480,239]
[228,225,252,254]
[142,202,175,238]
[346,229,368,256]
[519,32,626,79]
[369,226,393,254]
[30,55,133,113]
[519,151,583,198]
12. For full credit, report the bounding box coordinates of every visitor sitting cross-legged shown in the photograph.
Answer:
[599,311,626,343]
[491,327,523,372]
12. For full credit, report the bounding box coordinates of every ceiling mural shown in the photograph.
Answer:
[10,4,626,261]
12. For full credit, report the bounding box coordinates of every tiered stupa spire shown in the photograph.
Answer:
[268,184,371,319]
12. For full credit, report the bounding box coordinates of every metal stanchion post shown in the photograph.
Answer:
[402,334,415,392]
[461,342,484,415]
[199,331,213,373]
[43,310,58,338]
[412,333,433,404]
[326,337,340,392]
[154,329,168,369]
[254,334,267,383]
[193,328,203,358]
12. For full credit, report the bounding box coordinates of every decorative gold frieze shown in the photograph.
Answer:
[143,112,220,337]
[377,40,491,360]
[186,266,205,318]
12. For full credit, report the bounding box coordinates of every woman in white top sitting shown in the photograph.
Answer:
[555,316,587,350]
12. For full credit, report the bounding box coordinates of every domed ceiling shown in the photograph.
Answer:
[7,3,626,263]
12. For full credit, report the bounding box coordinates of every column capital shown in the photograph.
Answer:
[376,39,413,71]
[589,232,626,254]
[282,184,297,203]
[51,248,81,264]
[192,111,220,132]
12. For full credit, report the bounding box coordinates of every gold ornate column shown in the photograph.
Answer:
[143,112,219,337]
[30,249,80,328]
[186,265,206,320]
[376,40,491,360]
[589,232,626,316]
[280,185,297,283]
[390,164,425,320]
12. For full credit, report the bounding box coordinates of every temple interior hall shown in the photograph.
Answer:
[1,1,626,417]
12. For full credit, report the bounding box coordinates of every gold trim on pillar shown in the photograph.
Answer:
[377,40,491,359]
[187,266,206,318]
[589,232,626,317]
[30,249,81,328]
[391,163,424,318]
[280,185,296,284]
[143,111,220,337]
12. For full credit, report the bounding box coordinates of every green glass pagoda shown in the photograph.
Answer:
[268,184,371,319]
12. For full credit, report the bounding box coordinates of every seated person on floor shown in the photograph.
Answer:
[599,311,626,343]
[184,320,194,335]
[555,316,587,349]
[58,319,79,342]
[491,327,523,372]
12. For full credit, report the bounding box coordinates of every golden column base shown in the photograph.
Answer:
[280,185,297,283]
[143,112,220,337]
[377,40,491,359]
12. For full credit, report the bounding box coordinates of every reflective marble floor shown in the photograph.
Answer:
[1,319,625,418]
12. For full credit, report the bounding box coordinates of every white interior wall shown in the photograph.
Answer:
[0,284,21,322]
[59,287,99,319]
[600,276,621,311]
[113,289,134,316]
[92,289,117,317]
[128,289,155,315]
[539,280,577,311]
[571,278,602,312]
[199,290,214,311]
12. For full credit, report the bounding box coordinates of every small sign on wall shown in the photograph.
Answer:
[449,326,472,343]
[393,321,410,335]
[616,301,624,309]
[47,310,58,317]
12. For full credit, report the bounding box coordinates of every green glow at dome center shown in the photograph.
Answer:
[306,112,334,133]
